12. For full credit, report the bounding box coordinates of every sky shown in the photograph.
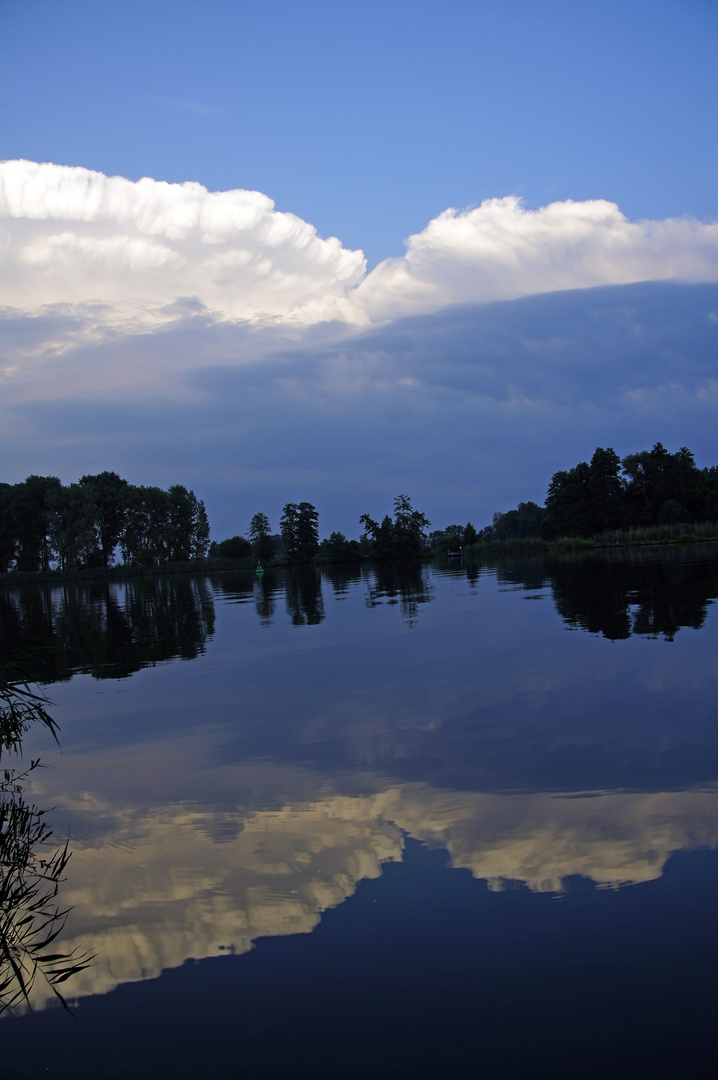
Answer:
[1,0,718,538]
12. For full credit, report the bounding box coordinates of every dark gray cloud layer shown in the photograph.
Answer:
[2,281,717,539]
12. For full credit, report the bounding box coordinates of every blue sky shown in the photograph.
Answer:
[3,0,717,264]
[1,0,718,538]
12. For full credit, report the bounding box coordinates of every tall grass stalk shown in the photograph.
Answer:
[1,665,94,1014]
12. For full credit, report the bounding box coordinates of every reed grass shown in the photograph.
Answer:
[1,666,94,1014]
[460,521,718,558]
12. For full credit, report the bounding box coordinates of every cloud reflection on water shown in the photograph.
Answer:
[22,750,718,1010]
[7,550,718,1011]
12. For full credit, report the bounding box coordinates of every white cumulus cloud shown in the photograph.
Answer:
[0,160,366,326]
[356,196,718,320]
[2,161,718,335]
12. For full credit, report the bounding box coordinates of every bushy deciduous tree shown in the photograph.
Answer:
[0,473,210,572]
[280,502,319,564]
[360,495,430,560]
[47,484,97,570]
[120,486,169,567]
[492,501,546,541]
[0,484,17,573]
[542,447,622,539]
[540,443,715,540]
[622,443,703,526]
[79,471,129,566]
[318,531,362,563]
[209,535,252,559]
[11,476,61,572]
[166,485,210,561]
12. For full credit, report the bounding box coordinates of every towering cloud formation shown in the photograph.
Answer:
[357,197,718,319]
[0,160,366,325]
[1,161,718,332]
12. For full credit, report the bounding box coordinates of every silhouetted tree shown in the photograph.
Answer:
[586,447,624,532]
[360,513,396,559]
[542,447,622,539]
[120,486,170,567]
[47,484,97,570]
[11,476,61,571]
[280,502,319,564]
[79,471,129,566]
[191,498,211,558]
[0,484,17,572]
[622,443,703,526]
[361,495,430,560]
[393,494,430,557]
[492,501,546,541]
[428,525,465,554]
[209,535,252,559]
[247,512,275,563]
[318,532,362,562]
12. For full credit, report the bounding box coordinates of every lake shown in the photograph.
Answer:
[2,547,718,1078]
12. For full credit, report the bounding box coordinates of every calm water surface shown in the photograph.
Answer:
[2,548,718,1078]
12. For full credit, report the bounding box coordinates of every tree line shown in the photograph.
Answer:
[211,495,434,566]
[476,443,718,544]
[209,503,323,565]
[5,443,716,576]
[0,472,210,572]
[215,446,718,564]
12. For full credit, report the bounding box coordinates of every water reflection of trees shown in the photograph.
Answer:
[254,573,277,627]
[0,576,216,681]
[207,570,278,627]
[365,562,433,627]
[478,546,718,640]
[2,546,715,685]
[322,564,363,597]
[278,547,718,638]
[214,563,439,629]
[285,568,325,626]
[547,548,718,641]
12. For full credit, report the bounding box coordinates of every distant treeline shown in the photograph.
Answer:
[0,472,210,572]
[212,447,718,566]
[211,495,433,566]
[210,504,324,566]
[470,443,718,546]
[4,444,718,577]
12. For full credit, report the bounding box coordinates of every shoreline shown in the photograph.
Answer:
[3,531,718,586]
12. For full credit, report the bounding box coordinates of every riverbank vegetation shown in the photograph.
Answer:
[3,443,718,580]
[457,443,718,555]
[1,661,93,1012]
[0,472,210,573]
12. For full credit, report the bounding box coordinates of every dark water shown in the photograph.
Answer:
[2,547,718,1078]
